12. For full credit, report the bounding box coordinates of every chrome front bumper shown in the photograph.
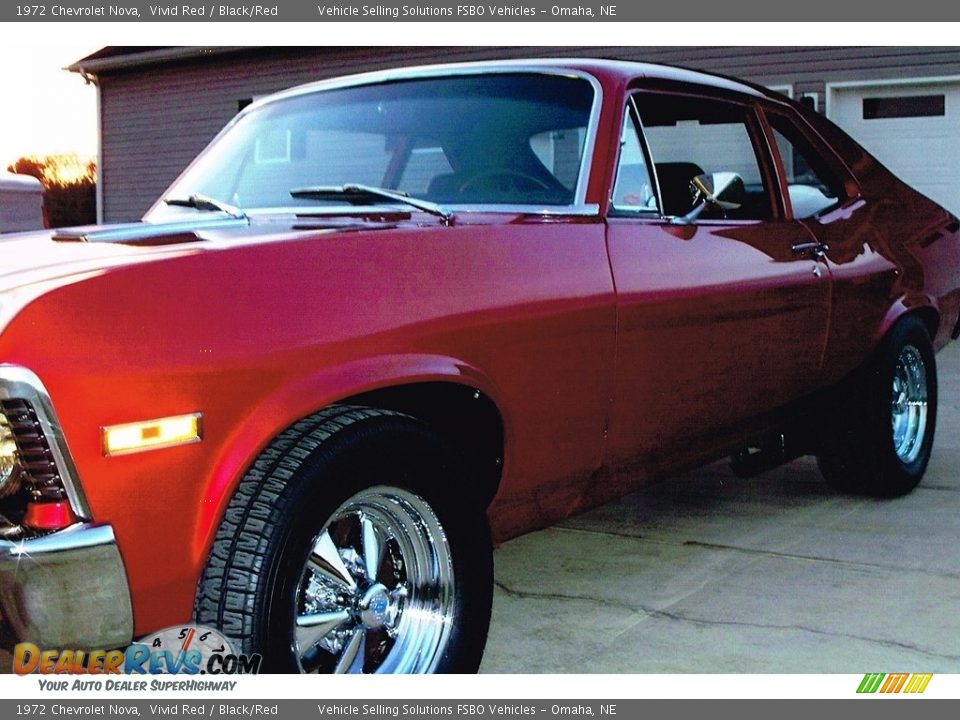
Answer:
[0,523,133,649]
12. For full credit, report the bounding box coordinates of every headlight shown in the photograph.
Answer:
[0,411,23,498]
[0,365,90,531]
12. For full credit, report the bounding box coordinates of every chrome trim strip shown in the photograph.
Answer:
[450,203,602,217]
[0,523,133,649]
[630,94,665,217]
[0,365,91,520]
[246,58,764,110]
[0,521,113,557]
[275,203,602,220]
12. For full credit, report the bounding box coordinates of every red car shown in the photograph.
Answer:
[1,59,959,674]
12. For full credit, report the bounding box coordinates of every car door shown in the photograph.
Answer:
[762,106,901,386]
[604,89,832,469]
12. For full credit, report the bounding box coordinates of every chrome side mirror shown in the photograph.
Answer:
[672,171,746,225]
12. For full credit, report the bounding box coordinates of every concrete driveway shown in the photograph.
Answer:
[480,342,960,673]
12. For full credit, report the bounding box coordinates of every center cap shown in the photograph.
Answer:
[359,583,390,629]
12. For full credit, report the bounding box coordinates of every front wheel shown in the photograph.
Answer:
[818,316,937,497]
[292,485,457,673]
[195,406,492,673]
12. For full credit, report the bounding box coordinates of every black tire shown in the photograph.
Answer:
[818,316,937,497]
[194,405,492,673]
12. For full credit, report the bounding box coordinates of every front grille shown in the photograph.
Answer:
[0,398,65,501]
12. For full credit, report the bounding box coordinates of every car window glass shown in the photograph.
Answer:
[611,105,658,212]
[530,128,587,192]
[767,113,847,219]
[236,129,392,206]
[637,93,772,220]
[147,73,596,220]
[397,146,454,195]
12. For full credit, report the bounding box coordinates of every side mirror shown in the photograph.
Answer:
[691,172,746,209]
[672,171,746,224]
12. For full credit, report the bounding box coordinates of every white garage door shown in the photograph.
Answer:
[830,79,960,217]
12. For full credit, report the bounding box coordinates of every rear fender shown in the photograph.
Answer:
[876,295,940,349]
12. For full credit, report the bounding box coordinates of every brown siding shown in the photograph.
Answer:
[97,46,960,222]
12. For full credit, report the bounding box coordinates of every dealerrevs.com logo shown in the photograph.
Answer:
[857,673,933,694]
[14,625,261,676]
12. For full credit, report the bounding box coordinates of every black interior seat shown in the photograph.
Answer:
[655,162,704,217]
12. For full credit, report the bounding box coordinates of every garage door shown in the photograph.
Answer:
[830,80,960,217]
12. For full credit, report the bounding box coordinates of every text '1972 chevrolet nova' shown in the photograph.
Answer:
[1,59,959,674]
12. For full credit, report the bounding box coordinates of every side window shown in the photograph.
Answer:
[636,92,773,220]
[611,104,658,212]
[767,111,850,219]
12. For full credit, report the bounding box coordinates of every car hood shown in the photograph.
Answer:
[0,211,527,335]
[0,216,350,333]
[0,224,208,294]
[0,214,406,293]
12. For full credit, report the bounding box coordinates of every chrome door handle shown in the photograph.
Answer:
[791,241,829,258]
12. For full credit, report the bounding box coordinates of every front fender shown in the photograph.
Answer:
[190,352,506,576]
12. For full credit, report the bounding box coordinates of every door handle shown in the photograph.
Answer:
[791,241,829,259]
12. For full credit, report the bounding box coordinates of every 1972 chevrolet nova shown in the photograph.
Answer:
[1,59,959,674]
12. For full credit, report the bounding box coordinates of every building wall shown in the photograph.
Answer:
[96,46,960,222]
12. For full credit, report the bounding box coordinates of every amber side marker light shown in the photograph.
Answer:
[102,413,203,456]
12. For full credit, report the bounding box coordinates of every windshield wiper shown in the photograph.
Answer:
[290,184,453,226]
[164,193,247,221]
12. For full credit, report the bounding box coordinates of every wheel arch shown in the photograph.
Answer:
[190,353,507,567]
[877,296,940,348]
[345,381,505,506]
[818,305,938,497]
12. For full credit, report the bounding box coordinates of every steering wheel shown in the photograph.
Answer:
[458,169,552,195]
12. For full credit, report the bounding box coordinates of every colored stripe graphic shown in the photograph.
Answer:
[857,673,932,694]
[905,674,933,694]
[857,673,885,693]
[880,673,908,693]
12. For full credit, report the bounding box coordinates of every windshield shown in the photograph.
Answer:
[146,72,596,222]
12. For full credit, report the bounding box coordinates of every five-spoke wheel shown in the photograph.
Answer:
[818,316,937,497]
[195,406,492,674]
[294,486,455,673]
[890,344,929,465]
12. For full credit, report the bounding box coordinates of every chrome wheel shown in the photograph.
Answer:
[817,317,936,497]
[891,344,928,464]
[293,485,455,673]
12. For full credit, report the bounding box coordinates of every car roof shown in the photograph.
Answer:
[252,58,768,111]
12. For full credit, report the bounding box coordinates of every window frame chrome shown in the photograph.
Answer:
[608,94,663,218]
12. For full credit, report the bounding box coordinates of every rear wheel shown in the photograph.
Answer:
[195,406,492,673]
[818,316,937,497]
